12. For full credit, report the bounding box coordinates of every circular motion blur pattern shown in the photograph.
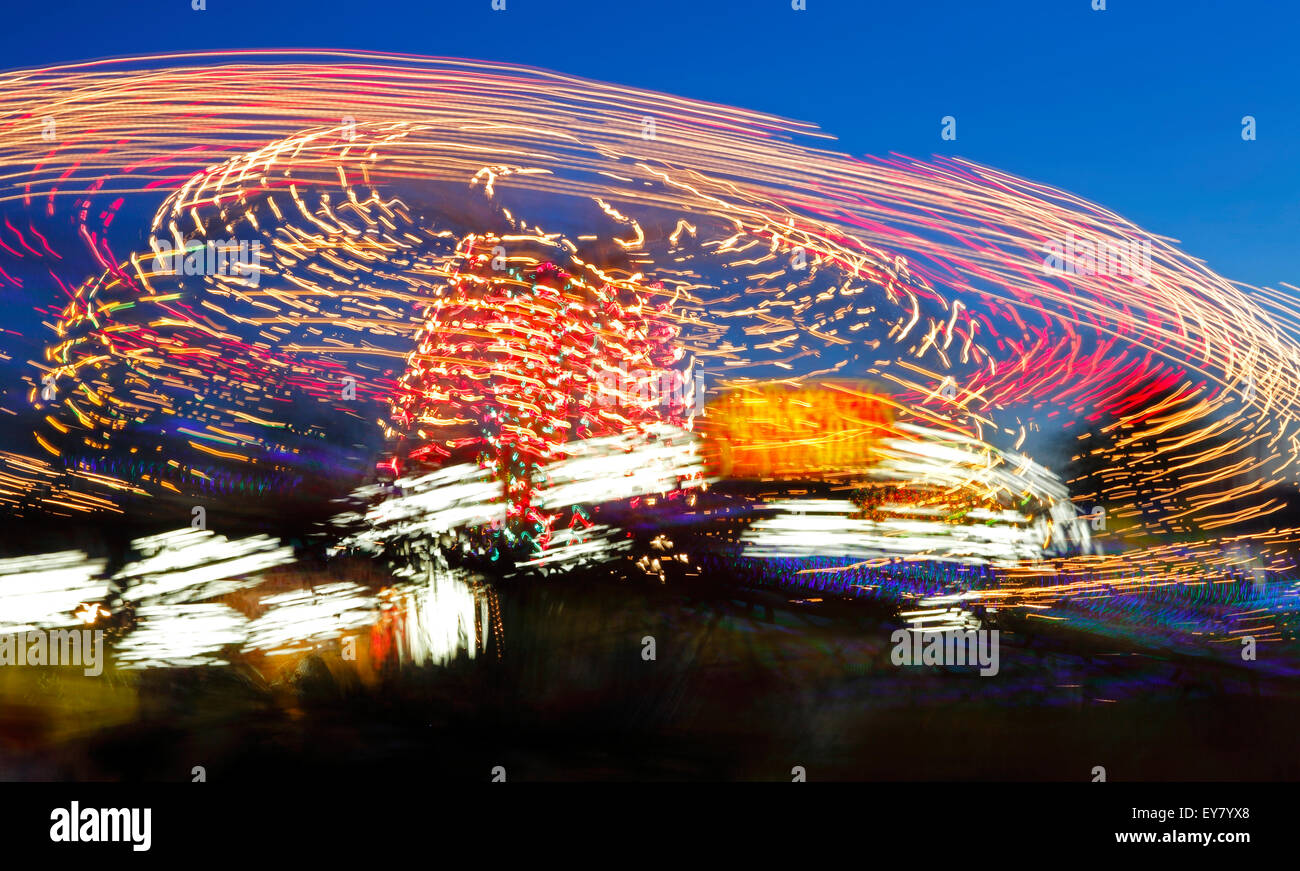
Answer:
[1,50,1299,597]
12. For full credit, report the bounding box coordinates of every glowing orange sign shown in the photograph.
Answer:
[701,382,894,479]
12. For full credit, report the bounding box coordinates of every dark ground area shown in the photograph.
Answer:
[2,562,1295,782]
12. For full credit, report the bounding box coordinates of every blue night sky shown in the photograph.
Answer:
[1,0,1295,289]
